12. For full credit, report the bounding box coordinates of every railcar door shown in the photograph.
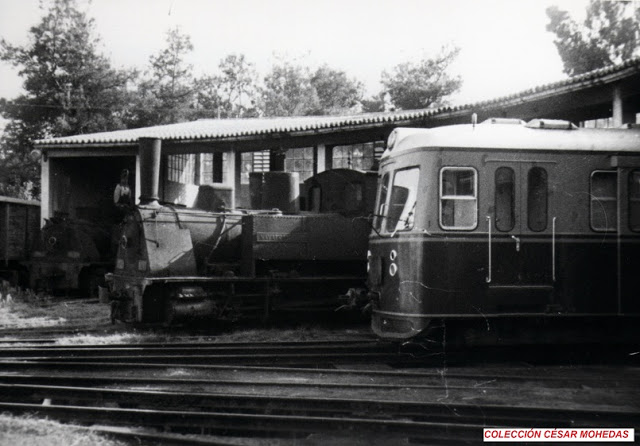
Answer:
[484,160,556,312]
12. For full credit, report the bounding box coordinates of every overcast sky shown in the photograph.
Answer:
[0,0,589,107]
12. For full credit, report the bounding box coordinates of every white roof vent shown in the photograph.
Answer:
[526,119,578,130]
[481,118,525,125]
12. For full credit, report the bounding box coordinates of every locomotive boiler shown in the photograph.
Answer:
[107,139,373,324]
[368,119,640,340]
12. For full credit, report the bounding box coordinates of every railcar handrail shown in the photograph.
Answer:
[552,217,556,282]
[486,215,492,283]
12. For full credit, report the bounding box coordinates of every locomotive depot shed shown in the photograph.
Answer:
[33,58,640,225]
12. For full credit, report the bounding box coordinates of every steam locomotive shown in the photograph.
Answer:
[107,138,376,324]
[368,118,640,340]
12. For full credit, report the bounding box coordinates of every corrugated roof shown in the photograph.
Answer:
[34,57,640,148]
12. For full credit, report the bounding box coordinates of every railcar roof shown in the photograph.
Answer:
[385,122,640,159]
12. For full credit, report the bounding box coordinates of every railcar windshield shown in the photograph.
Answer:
[385,167,420,232]
[374,173,390,231]
[440,167,477,230]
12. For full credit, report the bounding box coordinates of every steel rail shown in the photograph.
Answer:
[1,369,638,391]
[1,382,637,427]
[1,360,638,384]
[0,401,483,441]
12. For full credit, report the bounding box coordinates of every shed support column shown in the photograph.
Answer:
[314,144,326,174]
[40,156,50,227]
[134,154,141,205]
[227,149,236,208]
[612,85,636,127]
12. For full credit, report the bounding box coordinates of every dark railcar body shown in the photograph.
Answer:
[0,196,40,286]
[369,119,640,339]
[28,217,113,294]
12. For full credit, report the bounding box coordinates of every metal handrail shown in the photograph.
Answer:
[486,215,492,283]
[552,217,557,282]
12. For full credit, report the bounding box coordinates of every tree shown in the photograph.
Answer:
[134,27,195,125]
[546,1,640,76]
[260,60,366,117]
[381,45,462,111]
[195,54,258,119]
[0,0,135,198]
[260,60,319,117]
[309,65,364,115]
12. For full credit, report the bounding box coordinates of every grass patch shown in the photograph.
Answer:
[0,287,110,331]
[0,413,127,446]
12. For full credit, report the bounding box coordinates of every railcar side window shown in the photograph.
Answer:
[374,173,390,231]
[386,167,420,232]
[527,167,548,232]
[629,171,640,231]
[440,167,477,230]
[495,167,515,232]
[590,171,617,232]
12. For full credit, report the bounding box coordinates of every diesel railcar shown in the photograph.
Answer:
[107,139,376,324]
[369,118,640,340]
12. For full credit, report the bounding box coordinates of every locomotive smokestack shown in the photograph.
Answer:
[138,137,162,207]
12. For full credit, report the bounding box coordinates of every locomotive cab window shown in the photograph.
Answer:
[590,171,617,232]
[630,171,640,232]
[440,167,477,230]
[386,167,420,232]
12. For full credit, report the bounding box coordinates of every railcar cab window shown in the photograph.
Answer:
[590,171,617,232]
[440,167,477,230]
[630,171,640,231]
[374,173,390,231]
[385,167,420,232]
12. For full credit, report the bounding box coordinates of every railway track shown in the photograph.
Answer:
[0,338,638,444]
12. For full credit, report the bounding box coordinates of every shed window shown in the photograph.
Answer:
[386,167,420,232]
[629,171,640,231]
[440,167,477,230]
[590,171,617,232]
[527,167,548,232]
[167,154,196,184]
[374,173,390,231]
[495,167,515,232]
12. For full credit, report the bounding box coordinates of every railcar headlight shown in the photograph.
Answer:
[389,250,397,261]
[389,263,398,277]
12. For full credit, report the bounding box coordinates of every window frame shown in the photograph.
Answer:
[527,166,548,232]
[439,166,478,231]
[590,170,618,232]
[385,166,420,233]
[494,166,515,232]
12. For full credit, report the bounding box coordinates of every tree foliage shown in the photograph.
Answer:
[546,0,640,76]
[133,28,195,126]
[260,60,364,117]
[195,54,258,119]
[381,45,462,111]
[0,0,135,198]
